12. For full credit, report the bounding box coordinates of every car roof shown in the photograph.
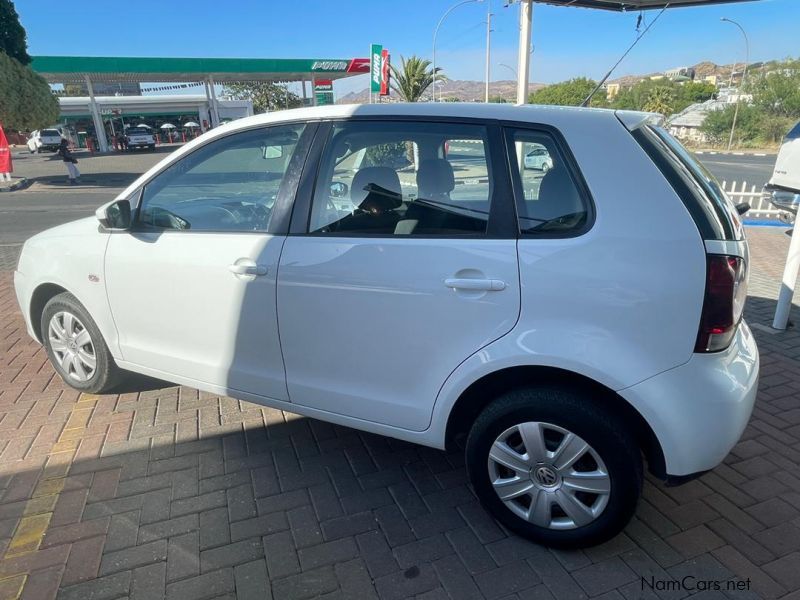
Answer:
[213,102,644,134]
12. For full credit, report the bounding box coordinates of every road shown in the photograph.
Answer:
[0,147,779,247]
[696,152,777,190]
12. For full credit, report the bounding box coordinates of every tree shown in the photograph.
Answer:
[389,55,442,102]
[225,82,302,113]
[0,0,29,64]
[749,62,800,119]
[0,51,59,130]
[528,78,600,107]
[643,86,674,115]
[700,105,761,147]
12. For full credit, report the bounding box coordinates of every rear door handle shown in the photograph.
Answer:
[228,263,267,276]
[444,278,506,291]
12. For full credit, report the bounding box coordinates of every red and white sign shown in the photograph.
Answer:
[0,125,12,175]
[380,49,390,96]
[347,58,370,73]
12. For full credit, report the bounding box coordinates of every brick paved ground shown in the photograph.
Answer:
[0,227,799,600]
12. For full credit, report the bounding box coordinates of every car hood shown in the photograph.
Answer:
[26,216,99,245]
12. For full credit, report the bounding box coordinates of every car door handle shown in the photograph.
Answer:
[444,278,506,291]
[228,263,267,276]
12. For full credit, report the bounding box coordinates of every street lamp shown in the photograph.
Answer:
[498,63,517,79]
[433,0,483,102]
[721,17,750,151]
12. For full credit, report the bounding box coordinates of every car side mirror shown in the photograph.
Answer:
[330,181,349,198]
[96,199,132,230]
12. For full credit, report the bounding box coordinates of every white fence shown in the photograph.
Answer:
[721,181,783,220]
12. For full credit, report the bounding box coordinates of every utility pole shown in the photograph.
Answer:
[485,0,492,103]
[516,0,532,105]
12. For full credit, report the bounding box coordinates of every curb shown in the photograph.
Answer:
[0,178,30,193]
[694,150,776,157]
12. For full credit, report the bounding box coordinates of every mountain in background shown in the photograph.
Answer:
[336,60,766,104]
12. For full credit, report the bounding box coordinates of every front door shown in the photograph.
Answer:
[277,119,520,431]
[105,123,311,400]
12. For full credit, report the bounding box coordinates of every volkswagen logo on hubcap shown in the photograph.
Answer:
[533,466,558,487]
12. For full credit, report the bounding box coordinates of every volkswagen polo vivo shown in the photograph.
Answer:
[13,103,758,547]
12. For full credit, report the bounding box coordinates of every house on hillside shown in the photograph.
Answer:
[667,99,729,143]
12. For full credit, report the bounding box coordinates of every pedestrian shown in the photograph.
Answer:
[57,138,80,185]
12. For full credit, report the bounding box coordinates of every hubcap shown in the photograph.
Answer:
[48,312,96,383]
[487,421,610,530]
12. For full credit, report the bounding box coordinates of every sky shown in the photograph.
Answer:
[14,0,800,98]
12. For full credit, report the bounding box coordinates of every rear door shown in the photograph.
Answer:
[276,119,520,431]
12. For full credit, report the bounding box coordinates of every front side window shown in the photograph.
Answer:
[309,121,492,236]
[138,123,306,232]
[507,129,589,234]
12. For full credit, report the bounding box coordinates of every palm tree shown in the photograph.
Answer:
[389,55,445,102]
[643,86,674,116]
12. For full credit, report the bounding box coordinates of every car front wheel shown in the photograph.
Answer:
[466,386,642,548]
[41,292,124,394]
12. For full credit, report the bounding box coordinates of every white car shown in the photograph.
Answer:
[13,103,758,548]
[27,128,62,153]
[523,144,553,171]
[125,127,156,151]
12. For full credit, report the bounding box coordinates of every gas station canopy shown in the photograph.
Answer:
[31,56,370,84]
[535,0,753,9]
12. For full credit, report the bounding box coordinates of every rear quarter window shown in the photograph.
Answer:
[633,125,743,241]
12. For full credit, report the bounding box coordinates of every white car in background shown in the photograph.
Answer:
[27,128,62,153]
[13,103,758,548]
[125,127,156,151]
[524,144,554,171]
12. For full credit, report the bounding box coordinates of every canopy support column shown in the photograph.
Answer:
[85,75,109,152]
[516,0,532,105]
[773,227,800,330]
[207,76,221,126]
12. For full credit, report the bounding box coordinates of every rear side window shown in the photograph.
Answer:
[633,125,742,241]
[506,128,590,235]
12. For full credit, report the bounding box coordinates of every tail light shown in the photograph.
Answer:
[695,255,747,353]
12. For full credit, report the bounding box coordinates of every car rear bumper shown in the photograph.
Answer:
[619,320,759,477]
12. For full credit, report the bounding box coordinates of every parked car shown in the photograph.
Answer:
[763,119,800,223]
[125,127,156,151]
[13,104,758,548]
[27,128,62,153]
[523,144,553,171]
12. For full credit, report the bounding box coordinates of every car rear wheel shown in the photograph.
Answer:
[41,292,124,394]
[466,386,642,548]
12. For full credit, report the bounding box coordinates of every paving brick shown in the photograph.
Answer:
[356,530,400,579]
[322,510,378,541]
[199,506,230,551]
[262,530,300,579]
[167,531,199,582]
[229,511,288,542]
[170,490,227,518]
[763,552,800,590]
[474,561,541,599]
[105,509,141,552]
[666,525,725,559]
[572,557,638,597]
[139,514,198,544]
[57,571,131,600]
[432,554,484,600]
[445,527,497,575]
[131,562,166,600]
[298,537,358,570]
[165,567,234,600]
[374,564,441,600]
[234,559,272,600]
[200,537,264,573]
[62,535,105,585]
[99,539,168,576]
[712,545,786,599]
[335,558,378,600]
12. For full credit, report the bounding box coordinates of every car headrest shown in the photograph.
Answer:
[352,167,403,212]
[417,159,455,196]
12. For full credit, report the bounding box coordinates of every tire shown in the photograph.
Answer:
[148,145,155,151]
[41,292,124,394]
[541,162,551,173]
[466,386,642,548]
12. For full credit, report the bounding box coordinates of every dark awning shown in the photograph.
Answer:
[535,0,754,9]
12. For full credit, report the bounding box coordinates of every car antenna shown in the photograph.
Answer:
[581,3,670,107]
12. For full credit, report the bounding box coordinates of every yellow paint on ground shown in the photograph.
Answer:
[0,392,98,596]
[4,514,52,557]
